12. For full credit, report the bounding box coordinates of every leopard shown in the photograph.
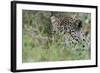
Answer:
[50,15,90,51]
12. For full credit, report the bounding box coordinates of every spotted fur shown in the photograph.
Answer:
[51,16,83,42]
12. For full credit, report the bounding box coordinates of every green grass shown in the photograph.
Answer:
[22,33,90,63]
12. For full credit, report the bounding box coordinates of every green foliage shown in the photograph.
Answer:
[22,10,91,63]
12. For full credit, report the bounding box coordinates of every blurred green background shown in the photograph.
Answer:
[22,10,91,63]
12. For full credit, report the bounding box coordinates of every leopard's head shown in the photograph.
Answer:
[74,19,82,31]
